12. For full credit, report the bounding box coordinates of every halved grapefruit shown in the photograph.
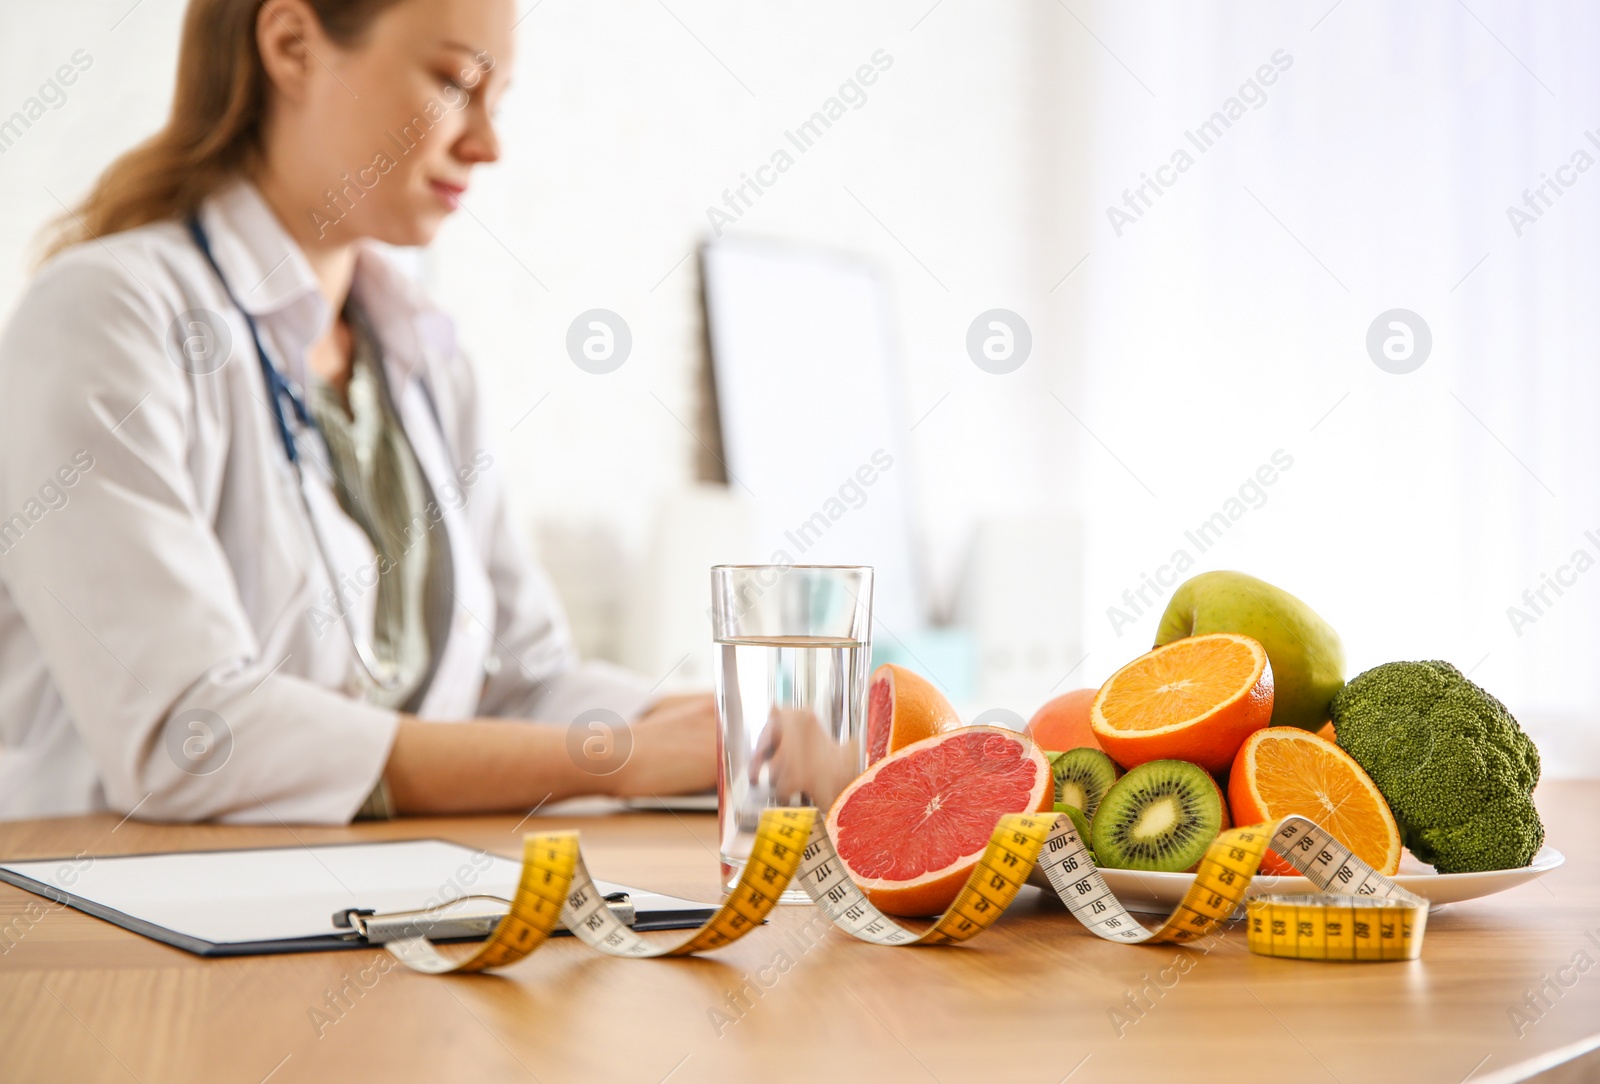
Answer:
[827,725,1052,917]
[864,663,961,766]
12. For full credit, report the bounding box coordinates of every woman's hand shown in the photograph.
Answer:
[608,693,718,798]
[748,706,861,812]
[384,695,718,815]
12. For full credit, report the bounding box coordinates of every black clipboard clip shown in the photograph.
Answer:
[332,892,636,943]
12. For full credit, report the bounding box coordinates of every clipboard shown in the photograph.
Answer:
[0,838,718,957]
[623,791,717,813]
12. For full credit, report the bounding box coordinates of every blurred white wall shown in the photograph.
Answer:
[1072,1,1600,774]
[421,1,1089,686]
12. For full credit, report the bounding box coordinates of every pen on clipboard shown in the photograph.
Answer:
[334,891,636,943]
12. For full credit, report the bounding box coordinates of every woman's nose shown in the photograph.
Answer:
[456,102,501,165]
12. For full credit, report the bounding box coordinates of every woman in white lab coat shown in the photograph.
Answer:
[0,0,715,822]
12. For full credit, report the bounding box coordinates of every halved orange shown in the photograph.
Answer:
[864,664,961,766]
[1090,633,1273,773]
[1229,726,1402,876]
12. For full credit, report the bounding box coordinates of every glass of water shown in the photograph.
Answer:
[710,565,873,902]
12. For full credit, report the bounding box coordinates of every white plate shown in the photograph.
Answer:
[1027,845,1565,913]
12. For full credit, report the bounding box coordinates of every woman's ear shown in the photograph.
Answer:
[256,0,327,104]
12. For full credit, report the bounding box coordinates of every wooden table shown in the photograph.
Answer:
[1,783,1597,1084]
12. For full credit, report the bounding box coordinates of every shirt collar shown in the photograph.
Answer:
[350,246,458,386]
[197,179,457,388]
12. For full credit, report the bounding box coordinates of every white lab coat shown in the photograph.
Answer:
[0,180,652,823]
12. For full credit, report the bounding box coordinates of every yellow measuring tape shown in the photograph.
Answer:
[383,810,1427,974]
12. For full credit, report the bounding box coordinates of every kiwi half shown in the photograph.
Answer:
[1047,748,1120,819]
[1090,760,1225,873]
[1053,802,1097,863]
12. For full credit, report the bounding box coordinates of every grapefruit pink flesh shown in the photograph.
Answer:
[865,676,895,764]
[828,726,1052,916]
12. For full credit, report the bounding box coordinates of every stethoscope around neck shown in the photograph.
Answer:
[184,213,403,692]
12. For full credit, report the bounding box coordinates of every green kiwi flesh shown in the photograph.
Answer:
[1053,802,1097,863]
[1090,760,1223,872]
[1046,748,1120,819]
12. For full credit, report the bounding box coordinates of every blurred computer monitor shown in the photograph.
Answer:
[700,237,924,638]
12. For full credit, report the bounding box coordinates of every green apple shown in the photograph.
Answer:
[1154,571,1345,732]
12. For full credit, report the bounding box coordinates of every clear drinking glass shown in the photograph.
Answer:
[711,565,873,902]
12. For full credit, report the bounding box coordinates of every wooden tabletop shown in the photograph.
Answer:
[1,783,1597,1084]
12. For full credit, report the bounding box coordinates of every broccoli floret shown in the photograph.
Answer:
[1330,661,1543,873]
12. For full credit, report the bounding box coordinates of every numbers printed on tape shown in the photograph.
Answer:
[385,811,1428,974]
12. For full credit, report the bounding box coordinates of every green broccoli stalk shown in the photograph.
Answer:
[1330,661,1543,873]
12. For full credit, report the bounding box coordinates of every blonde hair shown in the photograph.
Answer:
[38,0,403,263]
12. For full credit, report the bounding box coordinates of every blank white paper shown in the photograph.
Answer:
[0,839,707,947]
